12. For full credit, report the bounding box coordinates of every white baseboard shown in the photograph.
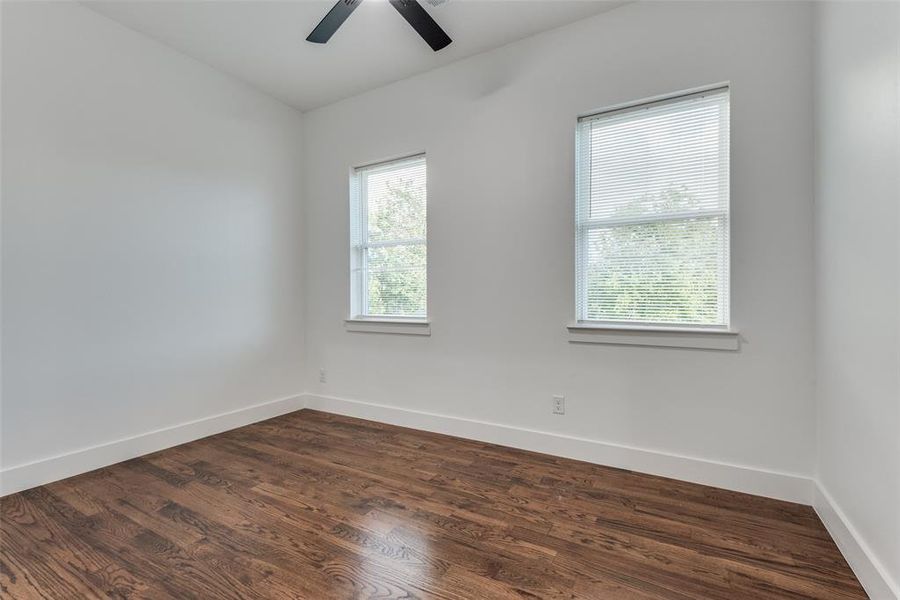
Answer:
[302,393,814,505]
[814,483,900,600]
[0,394,306,497]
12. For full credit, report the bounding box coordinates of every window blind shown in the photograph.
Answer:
[351,155,427,318]
[575,87,730,327]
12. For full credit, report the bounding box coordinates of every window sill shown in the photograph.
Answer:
[345,318,431,336]
[567,323,740,350]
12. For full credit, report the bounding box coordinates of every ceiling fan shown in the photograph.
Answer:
[307,0,452,52]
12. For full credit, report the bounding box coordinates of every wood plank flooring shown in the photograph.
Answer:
[1,410,867,599]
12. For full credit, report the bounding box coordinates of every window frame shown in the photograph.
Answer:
[349,153,428,322]
[574,85,732,332]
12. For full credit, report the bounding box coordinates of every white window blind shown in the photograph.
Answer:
[575,87,730,328]
[351,155,427,319]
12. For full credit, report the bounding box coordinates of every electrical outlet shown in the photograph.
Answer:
[552,395,565,415]
[319,368,327,383]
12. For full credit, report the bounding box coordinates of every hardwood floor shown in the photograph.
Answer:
[1,410,867,599]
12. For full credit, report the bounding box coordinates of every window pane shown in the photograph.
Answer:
[588,101,727,221]
[351,155,427,318]
[367,243,426,272]
[365,162,426,242]
[366,243,427,317]
[584,216,726,325]
[576,88,730,327]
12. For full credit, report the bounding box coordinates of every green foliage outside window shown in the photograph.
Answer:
[366,179,427,316]
[585,185,725,325]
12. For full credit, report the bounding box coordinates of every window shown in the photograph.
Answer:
[350,154,427,320]
[575,87,730,329]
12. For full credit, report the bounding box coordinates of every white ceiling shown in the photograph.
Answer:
[83,0,625,112]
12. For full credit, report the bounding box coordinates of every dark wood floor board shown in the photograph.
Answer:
[194,438,438,519]
[381,519,576,598]
[1,490,111,575]
[539,486,848,570]
[147,465,452,598]
[226,433,444,499]
[508,477,837,562]
[5,492,183,600]
[548,517,861,600]
[0,522,103,600]
[1,409,867,599]
[258,431,449,485]
[523,522,760,600]
[522,473,822,537]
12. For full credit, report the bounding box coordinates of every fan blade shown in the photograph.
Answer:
[307,0,363,44]
[388,0,451,51]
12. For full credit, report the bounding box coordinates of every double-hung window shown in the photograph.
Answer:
[350,155,427,320]
[575,87,730,329]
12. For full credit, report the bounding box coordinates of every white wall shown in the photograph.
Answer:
[303,2,816,480]
[1,2,305,482]
[814,2,900,596]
